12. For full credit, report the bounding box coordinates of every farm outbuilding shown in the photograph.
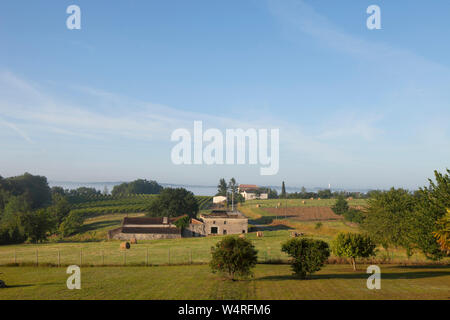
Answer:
[108,211,248,240]
[108,216,183,240]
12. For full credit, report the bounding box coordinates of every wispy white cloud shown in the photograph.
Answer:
[0,70,364,168]
[0,116,34,144]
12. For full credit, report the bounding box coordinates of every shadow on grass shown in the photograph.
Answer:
[391,264,450,270]
[254,224,293,232]
[258,270,450,281]
[3,284,34,288]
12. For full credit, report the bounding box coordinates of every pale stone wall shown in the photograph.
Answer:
[183,223,206,237]
[111,232,181,240]
[201,217,248,235]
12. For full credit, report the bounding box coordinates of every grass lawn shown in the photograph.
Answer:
[0,264,448,300]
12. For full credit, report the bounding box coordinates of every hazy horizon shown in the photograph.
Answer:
[1,1,449,190]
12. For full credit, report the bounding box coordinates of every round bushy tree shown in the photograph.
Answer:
[281,238,330,279]
[210,236,258,280]
[332,232,376,271]
[331,195,349,215]
[147,188,198,219]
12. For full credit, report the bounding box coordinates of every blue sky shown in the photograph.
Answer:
[0,0,449,190]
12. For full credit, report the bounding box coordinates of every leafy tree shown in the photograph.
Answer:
[216,178,228,196]
[21,209,55,243]
[318,189,332,199]
[411,169,450,259]
[2,173,51,209]
[268,188,278,199]
[362,188,416,255]
[227,178,239,210]
[433,209,450,254]
[147,188,198,219]
[343,209,365,224]
[332,233,376,271]
[112,179,162,197]
[51,186,66,197]
[48,194,71,226]
[66,187,102,203]
[210,236,258,280]
[59,211,85,237]
[281,238,330,279]
[331,195,349,215]
[173,215,190,230]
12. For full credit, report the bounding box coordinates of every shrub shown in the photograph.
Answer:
[173,215,190,230]
[59,211,85,237]
[331,195,349,215]
[210,236,258,280]
[343,209,365,224]
[281,238,330,279]
[315,222,323,229]
[332,232,376,271]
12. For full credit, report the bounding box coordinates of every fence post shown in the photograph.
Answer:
[80,248,83,266]
[168,248,170,265]
[146,248,149,266]
[58,249,60,267]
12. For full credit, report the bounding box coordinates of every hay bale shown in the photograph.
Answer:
[277,202,281,206]
[310,197,314,200]
[347,197,353,201]
[120,242,130,250]
[256,231,263,238]
[290,231,299,237]
[318,197,321,200]
[130,238,137,244]
[239,234,245,239]
[302,200,306,204]
[255,204,260,208]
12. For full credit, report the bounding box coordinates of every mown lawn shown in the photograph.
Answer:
[0,231,294,266]
[0,264,448,300]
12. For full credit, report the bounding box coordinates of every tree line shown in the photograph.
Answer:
[0,174,165,244]
[330,169,449,260]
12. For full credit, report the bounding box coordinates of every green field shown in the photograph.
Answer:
[0,198,445,266]
[0,264,448,300]
[1,197,448,300]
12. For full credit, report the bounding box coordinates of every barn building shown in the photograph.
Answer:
[108,211,248,240]
[107,216,183,240]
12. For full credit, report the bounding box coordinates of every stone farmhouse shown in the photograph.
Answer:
[108,210,248,240]
[238,184,268,201]
[199,210,248,236]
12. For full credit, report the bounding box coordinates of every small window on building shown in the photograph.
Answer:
[242,230,246,233]
[224,221,227,225]
[223,229,227,235]
[211,227,218,234]
[213,221,216,224]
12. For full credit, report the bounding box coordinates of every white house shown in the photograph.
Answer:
[213,195,227,204]
[238,184,268,201]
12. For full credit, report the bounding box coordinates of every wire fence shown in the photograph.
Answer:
[0,245,289,267]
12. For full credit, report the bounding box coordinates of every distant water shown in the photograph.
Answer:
[49,181,371,196]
